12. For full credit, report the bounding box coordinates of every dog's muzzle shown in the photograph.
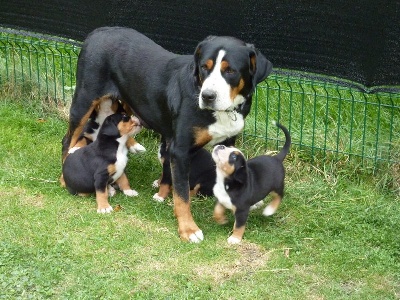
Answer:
[201,89,217,108]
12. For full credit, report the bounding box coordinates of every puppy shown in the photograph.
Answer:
[212,122,291,244]
[68,94,146,154]
[62,113,142,213]
[152,141,216,202]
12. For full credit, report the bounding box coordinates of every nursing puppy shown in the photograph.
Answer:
[62,113,142,213]
[212,122,291,244]
[153,141,216,202]
[68,94,145,154]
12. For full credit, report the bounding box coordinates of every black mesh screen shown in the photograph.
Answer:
[1,0,399,87]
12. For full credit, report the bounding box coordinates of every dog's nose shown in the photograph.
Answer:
[213,145,225,153]
[201,89,217,103]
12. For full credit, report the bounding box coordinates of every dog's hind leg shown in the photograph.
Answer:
[229,209,250,244]
[263,192,282,216]
[115,173,139,197]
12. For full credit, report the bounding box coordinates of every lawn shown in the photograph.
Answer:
[0,98,399,299]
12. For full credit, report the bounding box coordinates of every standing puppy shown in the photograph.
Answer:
[212,122,291,244]
[63,114,142,213]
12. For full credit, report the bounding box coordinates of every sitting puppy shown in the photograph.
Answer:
[60,94,145,188]
[68,94,145,154]
[62,113,142,213]
[212,121,291,244]
[152,140,216,202]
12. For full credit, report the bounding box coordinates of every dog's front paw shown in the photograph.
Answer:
[108,185,116,197]
[129,143,146,153]
[189,230,204,243]
[97,206,113,214]
[227,235,241,244]
[152,179,160,188]
[152,193,165,202]
[123,189,139,197]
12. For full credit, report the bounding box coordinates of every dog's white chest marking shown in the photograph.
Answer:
[208,110,244,145]
[112,136,129,182]
[213,170,234,210]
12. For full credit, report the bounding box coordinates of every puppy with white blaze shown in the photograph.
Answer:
[212,121,291,244]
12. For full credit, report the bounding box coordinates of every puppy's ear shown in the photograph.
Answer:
[247,44,273,86]
[233,165,247,184]
[101,116,120,137]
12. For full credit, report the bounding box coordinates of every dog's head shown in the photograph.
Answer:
[212,144,248,184]
[100,114,142,138]
[194,36,273,112]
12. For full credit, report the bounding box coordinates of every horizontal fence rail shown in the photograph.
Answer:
[1,29,399,168]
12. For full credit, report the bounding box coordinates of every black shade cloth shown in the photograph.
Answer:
[0,0,399,87]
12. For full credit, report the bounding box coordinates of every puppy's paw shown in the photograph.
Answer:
[152,193,165,202]
[227,235,241,244]
[250,200,264,211]
[108,185,116,197]
[263,204,277,216]
[152,179,160,188]
[189,230,204,243]
[97,206,113,213]
[68,146,81,154]
[129,143,146,153]
[123,189,139,197]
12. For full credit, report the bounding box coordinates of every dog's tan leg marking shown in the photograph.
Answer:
[158,183,171,198]
[173,193,203,242]
[263,192,282,216]
[96,189,113,213]
[59,174,66,187]
[77,193,91,197]
[213,202,228,224]
[115,173,131,190]
[190,184,201,197]
[68,98,102,151]
[116,173,139,197]
[228,223,246,244]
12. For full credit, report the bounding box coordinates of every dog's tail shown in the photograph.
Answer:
[272,121,291,162]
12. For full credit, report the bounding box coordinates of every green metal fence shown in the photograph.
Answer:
[1,29,399,168]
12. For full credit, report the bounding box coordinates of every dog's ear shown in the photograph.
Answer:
[233,165,247,184]
[247,43,273,86]
[101,115,121,137]
[231,153,247,184]
[193,36,218,86]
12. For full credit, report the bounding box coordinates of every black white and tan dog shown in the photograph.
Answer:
[62,26,273,242]
[152,140,216,202]
[62,113,143,213]
[212,122,291,244]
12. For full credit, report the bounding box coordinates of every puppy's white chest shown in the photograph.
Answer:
[213,173,234,210]
[112,137,129,182]
[208,111,244,145]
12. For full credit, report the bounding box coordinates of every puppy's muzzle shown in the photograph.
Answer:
[213,144,225,154]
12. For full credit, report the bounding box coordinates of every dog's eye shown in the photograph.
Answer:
[224,67,236,74]
[231,153,237,161]
[201,65,209,71]
[122,114,130,122]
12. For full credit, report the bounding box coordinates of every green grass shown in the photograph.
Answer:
[1,98,399,299]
